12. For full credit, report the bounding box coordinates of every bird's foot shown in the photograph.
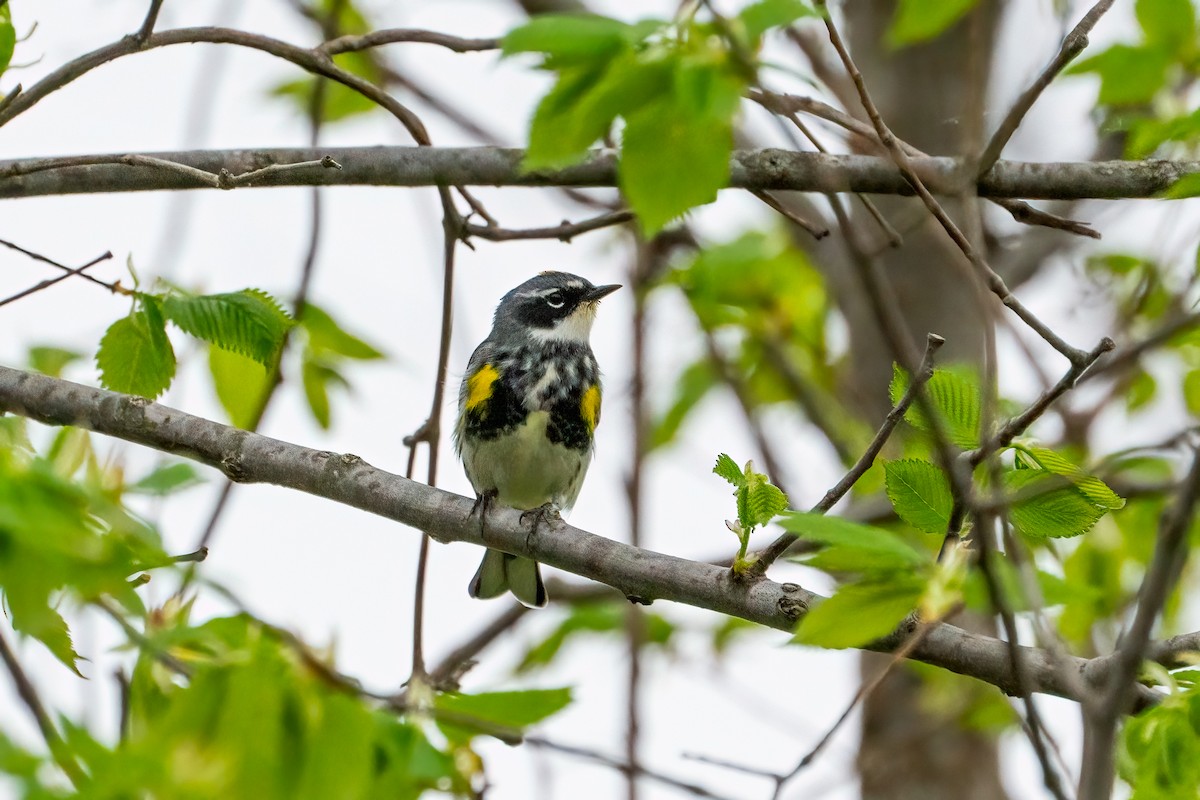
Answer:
[470,489,499,539]
[520,503,561,547]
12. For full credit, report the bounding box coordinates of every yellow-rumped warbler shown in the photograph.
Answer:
[454,272,620,608]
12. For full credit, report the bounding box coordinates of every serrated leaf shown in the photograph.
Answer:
[713,453,745,487]
[793,578,924,648]
[884,459,954,534]
[1019,447,1125,510]
[163,289,294,366]
[742,477,788,529]
[300,304,385,360]
[781,511,928,573]
[208,347,271,430]
[130,462,205,496]
[96,300,177,399]
[1006,470,1106,539]
[887,0,978,46]
[889,363,981,448]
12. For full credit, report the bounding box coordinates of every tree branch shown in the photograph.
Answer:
[0,147,1194,200]
[0,364,1167,711]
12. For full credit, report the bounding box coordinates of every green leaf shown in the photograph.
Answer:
[780,511,928,572]
[1137,0,1196,54]
[1165,172,1200,199]
[1018,447,1125,510]
[503,14,635,64]
[129,462,205,496]
[1068,44,1171,106]
[208,346,271,430]
[1006,469,1107,539]
[1185,369,1200,416]
[887,0,979,47]
[737,0,818,43]
[741,473,788,530]
[884,459,954,534]
[793,578,924,648]
[516,602,674,673]
[620,62,742,234]
[890,363,981,448]
[96,298,177,399]
[301,359,347,430]
[271,51,384,123]
[650,358,717,450]
[28,346,83,378]
[300,303,385,360]
[713,453,745,487]
[1127,370,1157,411]
[163,289,294,365]
[435,688,572,741]
[0,6,15,76]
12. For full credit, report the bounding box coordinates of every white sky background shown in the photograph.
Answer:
[0,2,1194,799]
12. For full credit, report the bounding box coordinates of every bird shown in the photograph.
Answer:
[454,271,620,608]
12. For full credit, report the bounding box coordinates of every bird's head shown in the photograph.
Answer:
[493,271,621,343]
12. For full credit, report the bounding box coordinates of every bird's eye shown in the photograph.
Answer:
[544,291,564,308]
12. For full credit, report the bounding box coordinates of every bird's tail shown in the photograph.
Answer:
[468,548,547,608]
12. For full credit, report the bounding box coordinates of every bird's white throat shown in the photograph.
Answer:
[528,303,598,343]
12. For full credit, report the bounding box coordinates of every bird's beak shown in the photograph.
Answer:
[584,284,621,302]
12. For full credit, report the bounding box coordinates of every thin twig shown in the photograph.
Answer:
[977,0,1117,174]
[812,0,1090,366]
[0,237,121,293]
[0,629,85,786]
[0,250,114,308]
[465,210,635,243]
[1079,446,1200,799]
[772,616,946,798]
[135,0,166,44]
[966,337,1115,465]
[525,737,733,800]
[751,190,829,239]
[748,333,944,576]
[319,29,500,55]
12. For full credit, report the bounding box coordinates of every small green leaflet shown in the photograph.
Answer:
[1006,469,1108,539]
[208,347,271,430]
[793,577,924,649]
[129,462,205,496]
[737,0,818,44]
[0,5,14,77]
[780,511,928,574]
[713,453,788,532]
[28,346,83,378]
[887,0,980,47]
[435,688,572,743]
[301,304,385,360]
[884,458,954,534]
[1014,447,1125,510]
[96,297,176,400]
[890,363,981,448]
[505,13,758,234]
[163,289,294,366]
[516,602,675,673]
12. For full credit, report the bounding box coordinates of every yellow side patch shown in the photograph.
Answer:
[466,364,500,411]
[581,384,601,433]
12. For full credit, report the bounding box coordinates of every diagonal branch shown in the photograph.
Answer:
[0,364,1166,711]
